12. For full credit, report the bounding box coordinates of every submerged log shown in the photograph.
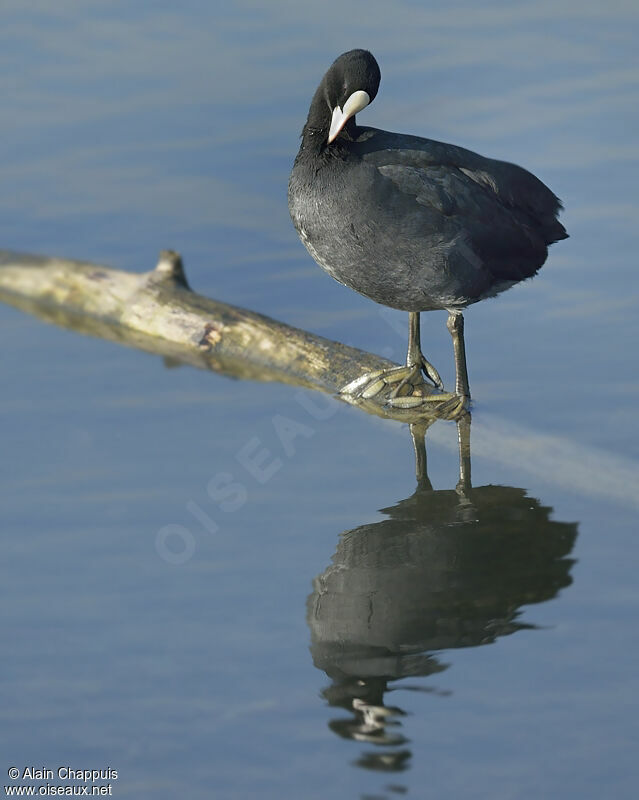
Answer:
[0,249,463,421]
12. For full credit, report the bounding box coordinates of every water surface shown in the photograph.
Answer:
[1,2,638,798]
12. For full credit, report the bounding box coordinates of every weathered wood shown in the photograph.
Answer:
[0,249,462,420]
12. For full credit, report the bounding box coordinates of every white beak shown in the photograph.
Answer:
[327,90,371,143]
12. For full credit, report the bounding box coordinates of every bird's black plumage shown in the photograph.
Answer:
[288,49,567,399]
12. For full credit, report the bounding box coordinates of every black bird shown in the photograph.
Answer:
[288,49,568,402]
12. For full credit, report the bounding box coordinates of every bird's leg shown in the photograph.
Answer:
[446,311,470,399]
[391,311,444,397]
[340,311,447,405]
[386,312,427,398]
[406,310,422,366]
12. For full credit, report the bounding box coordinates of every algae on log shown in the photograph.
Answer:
[0,249,463,421]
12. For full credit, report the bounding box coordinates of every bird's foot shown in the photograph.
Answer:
[341,363,425,401]
[341,359,457,401]
[418,355,444,392]
[341,351,442,399]
[388,390,467,419]
[340,361,468,419]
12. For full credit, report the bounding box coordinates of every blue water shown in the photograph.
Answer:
[1,2,638,798]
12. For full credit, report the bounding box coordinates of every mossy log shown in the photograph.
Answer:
[0,249,462,421]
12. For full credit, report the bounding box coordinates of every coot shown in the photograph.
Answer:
[288,49,567,402]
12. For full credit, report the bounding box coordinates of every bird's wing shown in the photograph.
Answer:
[358,130,567,244]
[374,162,491,220]
[359,142,552,284]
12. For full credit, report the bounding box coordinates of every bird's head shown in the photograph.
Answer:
[308,49,381,143]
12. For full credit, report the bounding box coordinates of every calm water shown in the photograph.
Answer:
[1,2,638,798]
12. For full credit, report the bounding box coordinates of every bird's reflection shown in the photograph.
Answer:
[307,415,577,776]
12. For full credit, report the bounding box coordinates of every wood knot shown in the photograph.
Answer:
[198,322,222,349]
